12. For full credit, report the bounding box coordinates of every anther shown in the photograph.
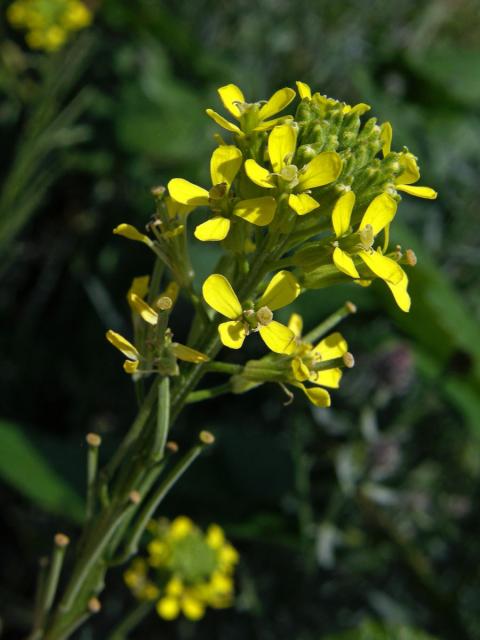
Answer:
[343,352,355,368]
[256,306,273,326]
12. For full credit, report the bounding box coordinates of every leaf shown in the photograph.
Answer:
[0,419,84,522]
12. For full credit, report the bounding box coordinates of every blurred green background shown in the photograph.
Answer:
[1,0,480,638]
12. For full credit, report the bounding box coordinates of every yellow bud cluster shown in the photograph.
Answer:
[124,516,239,621]
[6,0,92,52]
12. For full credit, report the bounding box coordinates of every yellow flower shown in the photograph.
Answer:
[202,271,300,353]
[7,0,93,52]
[105,330,140,373]
[296,81,371,116]
[168,145,276,241]
[381,123,437,199]
[127,294,210,364]
[331,191,411,312]
[206,83,296,136]
[245,124,342,215]
[287,314,348,407]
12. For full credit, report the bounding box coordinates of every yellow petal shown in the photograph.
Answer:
[210,145,243,189]
[386,269,411,312]
[294,383,331,407]
[202,274,242,319]
[333,247,360,278]
[288,193,319,215]
[165,196,194,219]
[253,115,294,132]
[312,368,342,388]
[123,360,139,374]
[380,122,393,156]
[206,109,242,134]
[291,357,310,381]
[257,270,300,311]
[106,330,139,360]
[171,343,210,363]
[157,597,180,621]
[397,184,437,199]
[313,331,348,359]
[218,320,247,349]
[332,191,355,237]
[127,275,149,305]
[194,216,231,241]
[233,197,276,226]
[259,321,296,354]
[359,193,397,236]
[217,83,245,117]
[259,87,296,121]
[268,124,297,173]
[168,178,209,206]
[296,81,312,100]
[359,250,403,285]
[182,596,205,621]
[396,153,420,185]
[244,159,275,188]
[298,152,342,190]
[287,312,303,337]
[129,293,158,325]
[113,224,152,246]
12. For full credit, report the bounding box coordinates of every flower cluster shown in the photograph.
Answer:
[124,516,239,621]
[108,81,436,406]
[6,0,92,51]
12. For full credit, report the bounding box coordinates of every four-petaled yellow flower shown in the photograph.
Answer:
[381,123,437,200]
[206,83,296,136]
[202,271,300,352]
[331,191,411,312]
[168,145,276,242]
[245,124,343,215]
[287,313,348,407]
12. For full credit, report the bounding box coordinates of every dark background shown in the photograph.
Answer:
[1,1,480,638]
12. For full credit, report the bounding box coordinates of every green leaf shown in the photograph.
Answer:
[0,419,84,522]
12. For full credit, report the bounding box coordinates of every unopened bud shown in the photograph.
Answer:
[129,490,141,505]
[54,533,70,548]
[199,430,215,445]
[156,296,173,311]
[343,352,355,368]
[345,301,357,314]
[88,597,101,613]
[86,433,101,447]
[166,441,179,453]
[405,249,417,266]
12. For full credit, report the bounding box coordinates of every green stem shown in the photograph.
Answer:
[186,382,233,404]
[56,510,129,614]
[152,377,169,462]
[43,536,69,617]
[86,436,101,520]
[204,361,242,375]
[303,301,356,344]
[118,441,208,561]
[101,381,158,483]
[107,601,154,640]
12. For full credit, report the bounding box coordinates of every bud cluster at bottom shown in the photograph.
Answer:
[124,516,239,621]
